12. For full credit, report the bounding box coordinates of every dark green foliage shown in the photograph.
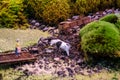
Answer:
[117,0,120,8]
[74,0,100,14]
[67,0,75,16]
[80,21,120,57]
[42,0,70,25]
[80,21,100,37]
[100,14,120,32]
[73,0,115,15]
[0,0,17,28]
[0,9,17,28]
[26,0,70,25]
[0,0,28,29]
[115,20,120,30]
[100,14,118,24]
[25,0,50,20]
[98,0,114,10]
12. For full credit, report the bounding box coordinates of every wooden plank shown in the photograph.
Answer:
[82,17,91,24]
[76,19,83,26]
[69,20,77,27]
[58,21,71,30]
[0,57,36,63]
[0,52,36,64]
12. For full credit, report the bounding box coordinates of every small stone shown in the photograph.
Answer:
[92,68,99,73]
[35,22,40,27]
[54,57,60,61]
[72,15,80,20]
[39,25,45,30]
[74,66,81,74]
[43,27,48,32]
[66,67,74,77]
[76,59,83,65]
[87,70,92,74]
[45,48,53,53]
[31,20,36,24]
[79,71,84,75]
[57,71,66,77]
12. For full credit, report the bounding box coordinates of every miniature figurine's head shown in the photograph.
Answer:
[16,39,20,42]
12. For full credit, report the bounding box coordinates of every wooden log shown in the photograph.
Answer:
[0,52,36,64]
[58,21,71,31]
[82,17,91,24]
[76,19,83,26]
[69,20,77,28]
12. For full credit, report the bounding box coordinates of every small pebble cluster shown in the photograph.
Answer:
[29,19,59,36]
[16,55,103,77]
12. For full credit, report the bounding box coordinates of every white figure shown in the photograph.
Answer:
[50,39,62,46]
[50,39,71,56]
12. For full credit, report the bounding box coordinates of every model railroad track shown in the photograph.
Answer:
[0,52,37,64]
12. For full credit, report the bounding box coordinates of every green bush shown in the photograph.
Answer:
[26,0,70,25]
[98,0,114,10]
[117,0,120,8]
[80,21,100,37]
[0,0,17,28]
[67,0,76,16]
[115,20,120,31]
[25,0,50,19]
[80,21,120,57]
[100,14,118,24]
[73,0,115,15]
[0,0,28,29]
[42,0,70,25]
[74,0,90,14]
[74,0,100,14]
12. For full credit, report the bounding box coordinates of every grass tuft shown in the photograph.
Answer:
[0,28,50,52]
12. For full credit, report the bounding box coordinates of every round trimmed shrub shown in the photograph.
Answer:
[100,14,118,24]
[115,20,120,30]
[80,21,120,57]
[80,21,100,37]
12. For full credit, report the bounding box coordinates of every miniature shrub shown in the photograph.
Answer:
[98,0,113,10]
[25,0,70,25]
[115,20,120,31]
[0,0,28,29]
[100,14,118,24]
[73,0,115,15]
[80,21,120,57]
[80,21,100,37]
[25,0,50,19]
[0,0,17,28]
[74,0,100,14]
[117,0,120,8]
[42,0,70,25]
